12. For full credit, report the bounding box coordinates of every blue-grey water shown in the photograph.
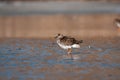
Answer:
[0,2,120,16]
[0,38,120,80]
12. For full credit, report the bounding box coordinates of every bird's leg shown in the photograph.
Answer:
[67,48,73,59]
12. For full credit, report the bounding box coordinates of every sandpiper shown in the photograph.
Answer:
[55,34,83,59]
[115,18,120,28]
[114,18,120,36]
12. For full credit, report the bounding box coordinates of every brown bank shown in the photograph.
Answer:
[0,14,120,38]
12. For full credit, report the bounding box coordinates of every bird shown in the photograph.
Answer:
[55,33,83,59]
[114,18,120,29]
[114,18,120,34]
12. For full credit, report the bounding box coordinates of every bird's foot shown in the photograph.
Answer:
[67,53,74,60]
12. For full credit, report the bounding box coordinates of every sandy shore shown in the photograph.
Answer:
[0,37,120,80]
[0,14,120,38]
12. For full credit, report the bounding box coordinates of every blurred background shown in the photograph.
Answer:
[0,0,120,38]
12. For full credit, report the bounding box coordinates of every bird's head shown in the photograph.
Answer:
[54,33,64,39]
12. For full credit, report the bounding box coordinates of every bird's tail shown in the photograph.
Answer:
[76,40,83,44]
[79,40,83,43]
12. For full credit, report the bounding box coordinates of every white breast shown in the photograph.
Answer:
[57,40,71,49]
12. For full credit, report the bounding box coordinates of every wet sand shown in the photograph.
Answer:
[0,37,120,80]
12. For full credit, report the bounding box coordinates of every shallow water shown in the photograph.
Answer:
[0,38,120,80]
[0,2,120,15]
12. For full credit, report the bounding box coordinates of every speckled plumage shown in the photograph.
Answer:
[55,34,83,49]
[55,34,83,59]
